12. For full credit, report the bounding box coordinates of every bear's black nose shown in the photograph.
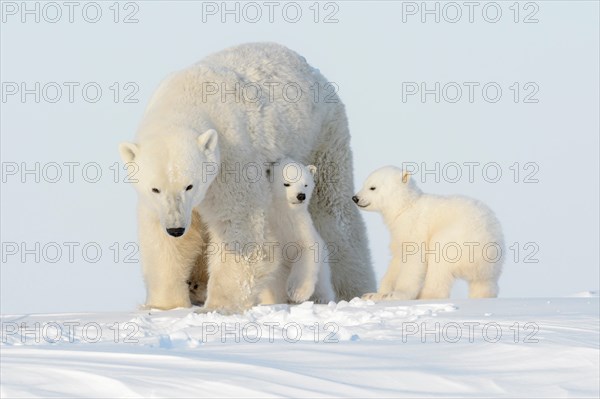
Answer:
[166,227,185,237]
[297,193,306,201]
[352,195,359,203]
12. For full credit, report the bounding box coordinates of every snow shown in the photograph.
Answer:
[1,297,599,398]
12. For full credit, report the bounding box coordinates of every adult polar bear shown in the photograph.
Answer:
[120,43,376,312]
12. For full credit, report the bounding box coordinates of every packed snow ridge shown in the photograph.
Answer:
[1,297,599,398]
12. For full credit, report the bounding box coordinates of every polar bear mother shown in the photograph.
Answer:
[119,43,375,312]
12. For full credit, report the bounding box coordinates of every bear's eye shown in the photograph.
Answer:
[185,185,193,191]
[370,187,376,191]
[152,188,160,194]
[284,183,290,187]
[304,185,308,187]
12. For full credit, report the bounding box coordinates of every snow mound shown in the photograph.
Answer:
[2,299,458,347]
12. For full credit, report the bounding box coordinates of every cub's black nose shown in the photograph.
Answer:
[297,193,306,201]
[352,196,359,203]
[166,228,185,237]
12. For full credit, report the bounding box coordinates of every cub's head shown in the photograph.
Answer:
[119,128,219,237]
[353,166,418,213]
[270,159,317,209]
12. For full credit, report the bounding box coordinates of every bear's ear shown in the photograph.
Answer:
[119,142,138,163]
[197,129,218,154]
[402,170,411,184]
[307,165,317,177]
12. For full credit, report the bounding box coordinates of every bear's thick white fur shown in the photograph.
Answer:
[120,43,375,312]
[260,159,335,304]
[354,166,503,300]
[187,219,210,306]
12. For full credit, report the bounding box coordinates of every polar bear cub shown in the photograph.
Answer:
[262,158,335,304]
[353,166,503,300]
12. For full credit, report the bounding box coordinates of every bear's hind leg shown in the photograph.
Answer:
[418,264,454,299]
[309,110,376,300]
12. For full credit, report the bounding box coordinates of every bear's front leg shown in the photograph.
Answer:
[286,249,318,303]
[390,257,428,300]
[287,270,317,303]
[138,204,200,310]
[200,219,277,313]
[199,253,251,314]
[362,257,426,301]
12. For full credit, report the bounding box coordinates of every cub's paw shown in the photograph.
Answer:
[287,279,315,303]
[362,292,387,301]
[311,288,335,304]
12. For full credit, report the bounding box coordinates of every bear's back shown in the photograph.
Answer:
[200,42,311,72]
[416,194,503,244]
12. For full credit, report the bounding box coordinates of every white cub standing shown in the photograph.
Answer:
[262,158,335,304]
[353,166,504,300]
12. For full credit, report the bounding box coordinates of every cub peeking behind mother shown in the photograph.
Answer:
[119,42,376,313]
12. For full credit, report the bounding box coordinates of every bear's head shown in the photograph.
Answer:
[270,158,317,209]
[353,166,420,213]
[119,128,219,237]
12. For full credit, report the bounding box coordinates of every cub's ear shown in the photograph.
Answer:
[402,170,411,184]
[119,142,138,163]
[307,165,317,177]
[198,129,218,154]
